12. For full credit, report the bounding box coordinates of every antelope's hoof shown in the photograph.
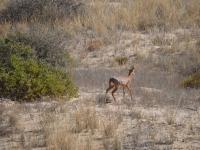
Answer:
[96,94,111,104]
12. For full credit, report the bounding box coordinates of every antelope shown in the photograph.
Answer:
[105,66,135,102]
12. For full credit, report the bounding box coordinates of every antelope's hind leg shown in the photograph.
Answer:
[111,86,118,102]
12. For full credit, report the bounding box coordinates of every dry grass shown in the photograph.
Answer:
[102,135,122,150]
[0,92,200,149]
[46,124,79,150]
[1,0,200,36]
[0,0,200,38]
[42,109,83,150]
[86,39,104,52]
[0,0,8,10]
[152,34,174,46]
[40,105,123,150]
[0,103,19,139]
[68,0,200,33]
[129,109,143,120]
[71,107,98,134]
[0,23,11,37]
[102,121,117,138]
[165,111,176,125]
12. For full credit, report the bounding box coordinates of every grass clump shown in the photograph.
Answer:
[0,38,78,101]
[182,72,200,88]
[115,56,128,65]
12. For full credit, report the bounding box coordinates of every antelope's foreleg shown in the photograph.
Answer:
[122,86,125,98]
[105,85,114,102]
[126,85,133,100]
[106,85,113,94]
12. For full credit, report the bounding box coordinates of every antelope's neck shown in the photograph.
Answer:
[128,71,135,80]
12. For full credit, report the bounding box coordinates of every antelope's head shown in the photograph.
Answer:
[128,65,135,76]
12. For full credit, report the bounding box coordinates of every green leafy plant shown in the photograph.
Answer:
[0,38,78,101]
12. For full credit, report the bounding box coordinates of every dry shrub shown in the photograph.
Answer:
[8,24,72,68]
[87,39,103,52]
[0,0,85,23]
[115,56,128,65]
[0,23,11,37]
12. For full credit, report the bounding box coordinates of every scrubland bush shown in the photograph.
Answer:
[182,72,200,88]
[115,56,128,65]
[0,38,78,101]
[8,25,72,68]
[0,0,84,23]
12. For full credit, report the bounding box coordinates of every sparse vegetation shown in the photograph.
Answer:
[0,0,200,149]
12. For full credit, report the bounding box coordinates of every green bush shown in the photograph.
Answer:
[182,72,200,88]
[0,38,78,101]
